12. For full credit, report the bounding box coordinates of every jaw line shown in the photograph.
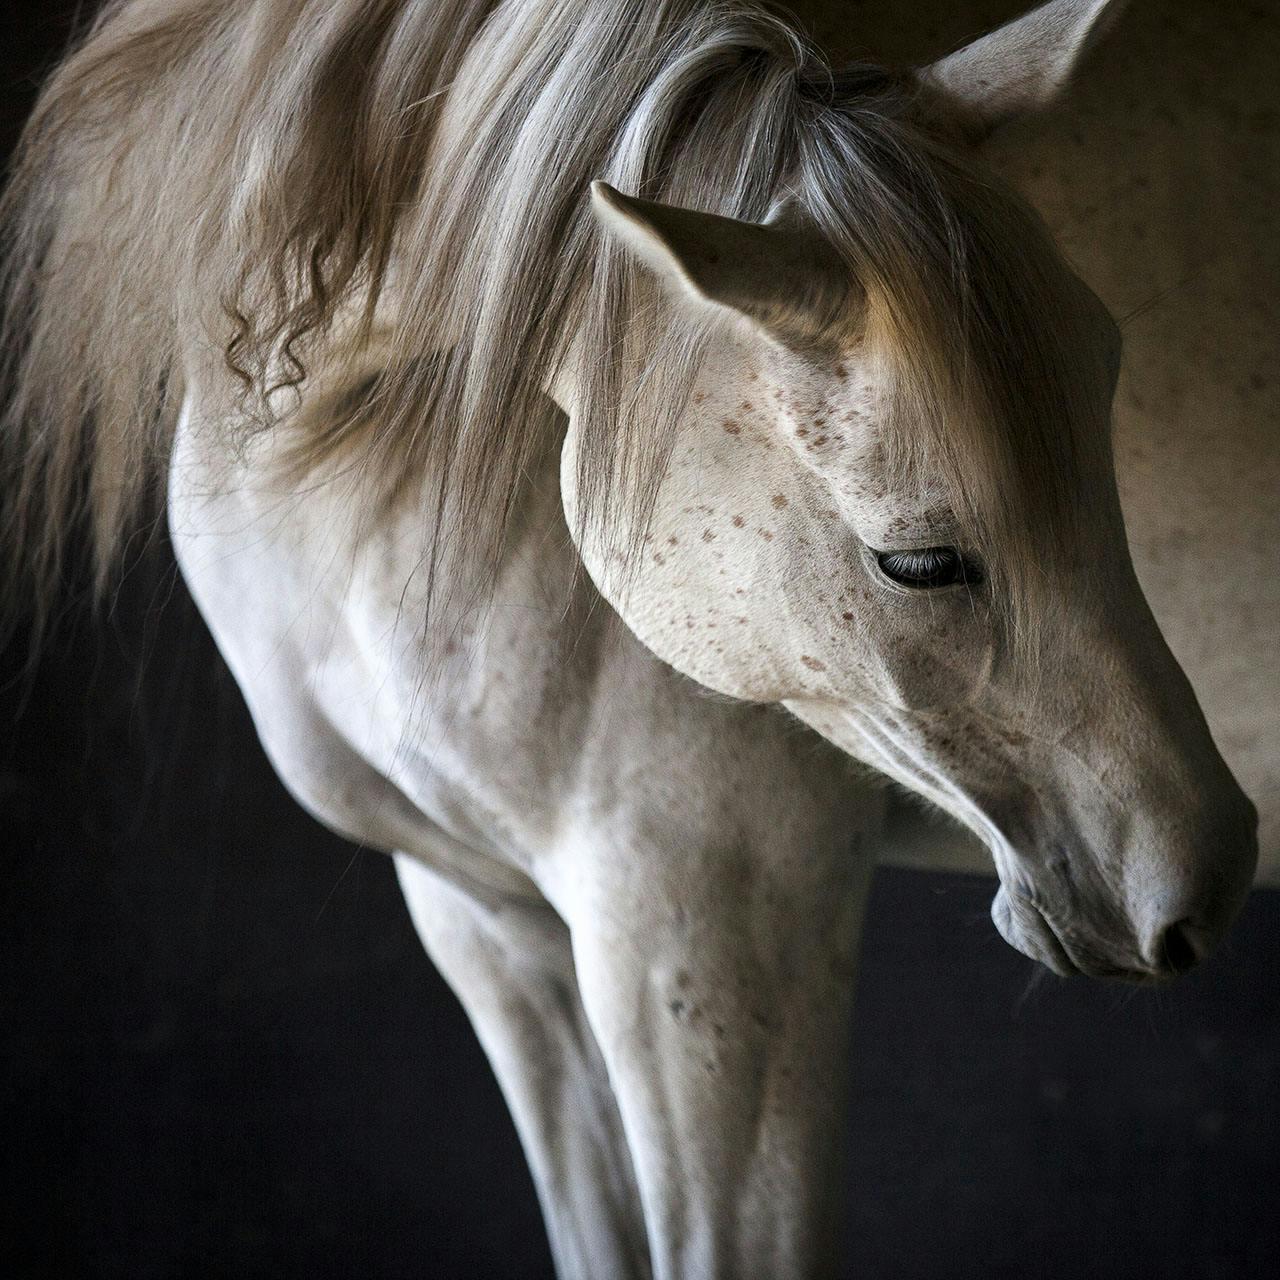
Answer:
[790,701,1085,925]
[833,704,1005,845]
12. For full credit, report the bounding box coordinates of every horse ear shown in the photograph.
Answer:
[916,0,1128,141]
[589,181,853,341]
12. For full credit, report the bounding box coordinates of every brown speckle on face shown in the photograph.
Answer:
[800,655,827,672]
[758,529,773,541]
[667,535,679,546]
[842,611,854,621]
[702,528,716,542]
[771,494,788,509]
[740,401,753,411]
[723,420,741,435]
[731,514,745,528]
[796,427,809,438]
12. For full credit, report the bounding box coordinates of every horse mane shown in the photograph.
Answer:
[1,0,1108,648]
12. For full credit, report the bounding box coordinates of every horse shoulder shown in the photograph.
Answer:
[165,383,541,900]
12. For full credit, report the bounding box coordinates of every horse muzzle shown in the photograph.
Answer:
[990,805,1258,983]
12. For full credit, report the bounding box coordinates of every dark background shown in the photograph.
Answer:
[1,5,1276,1279]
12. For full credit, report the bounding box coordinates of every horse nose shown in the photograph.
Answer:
[1139,801,1258,978]
[1148,917,1213,976]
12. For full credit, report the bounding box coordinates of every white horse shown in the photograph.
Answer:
[0,1,1264,1276]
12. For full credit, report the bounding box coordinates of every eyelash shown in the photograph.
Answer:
[875,547,983,590]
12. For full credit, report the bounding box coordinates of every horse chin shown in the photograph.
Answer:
[991,883,1081,978]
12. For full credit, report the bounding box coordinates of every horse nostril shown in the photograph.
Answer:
[1159,919,1203,975]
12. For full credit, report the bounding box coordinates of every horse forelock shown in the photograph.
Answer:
[1,0,1112,651]
[795,118,1115,664]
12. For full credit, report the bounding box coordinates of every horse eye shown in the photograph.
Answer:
[876,547,982,590]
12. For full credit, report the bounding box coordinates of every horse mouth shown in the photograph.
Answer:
[990,885,1158,984]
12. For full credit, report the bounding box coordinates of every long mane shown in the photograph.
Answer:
[1,0,1106,644]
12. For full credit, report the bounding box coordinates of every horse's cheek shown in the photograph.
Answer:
[869,627,987,712]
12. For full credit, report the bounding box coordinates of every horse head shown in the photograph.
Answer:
[562,0,1257,981]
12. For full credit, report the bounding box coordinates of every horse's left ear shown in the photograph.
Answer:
[589,181,853,341]
[916,0,1129,141]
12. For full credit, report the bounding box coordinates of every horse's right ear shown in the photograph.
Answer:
[589,182,854,341]
[915,0,1129,141]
